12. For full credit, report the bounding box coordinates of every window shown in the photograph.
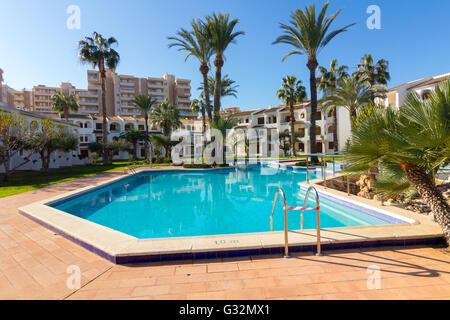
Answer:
[138,125,145,130]
[298,128,305,138]
[258,118,264,125]
[316,111,322,120]
[316,126,321,135]
[328,125,334,134]
[328,142,334,150]
[96,123,102,130]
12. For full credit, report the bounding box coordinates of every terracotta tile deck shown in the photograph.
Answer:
[0,171,449,300]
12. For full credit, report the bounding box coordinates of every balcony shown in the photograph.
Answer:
[148,82,165,88]
[120,79,135,84]
[119,86,135,92]
[79,99,98,105]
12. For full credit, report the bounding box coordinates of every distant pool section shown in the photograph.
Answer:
[49,164,408,239]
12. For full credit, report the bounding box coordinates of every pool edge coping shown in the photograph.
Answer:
[18,167,444,264]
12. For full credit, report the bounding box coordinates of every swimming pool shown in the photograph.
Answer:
[50,165,407,239]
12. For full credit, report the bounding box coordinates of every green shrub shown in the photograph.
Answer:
[183,164,212,169]
[294,161,310,167]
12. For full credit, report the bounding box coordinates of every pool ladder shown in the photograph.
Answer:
[270,186,322,258]
[125,166,138,176]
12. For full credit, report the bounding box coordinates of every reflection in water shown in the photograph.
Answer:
[53,166,396,239]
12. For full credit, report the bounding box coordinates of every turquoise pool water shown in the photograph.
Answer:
[50,166,406,239]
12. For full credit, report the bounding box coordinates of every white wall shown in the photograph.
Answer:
[337,107,351,152]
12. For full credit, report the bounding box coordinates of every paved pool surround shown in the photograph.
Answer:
[18,166,444,264]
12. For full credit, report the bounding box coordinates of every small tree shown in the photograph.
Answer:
[150,135,181,161]
[22,119,78,174]
[106,139,129,157]
[120,129,147,160]
[0,111,30,181]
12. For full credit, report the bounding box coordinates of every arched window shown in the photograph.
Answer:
[328,125,334,134]
[316,126,321,135]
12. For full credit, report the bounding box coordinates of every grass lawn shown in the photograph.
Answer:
[0,161,171,198]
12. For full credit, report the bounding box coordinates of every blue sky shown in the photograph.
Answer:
[0,0,449,111]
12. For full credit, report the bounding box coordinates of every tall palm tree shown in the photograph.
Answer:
[345,80,450,244]
[199,74,239,99]
[273,2,354,161]
[354,53,390,86]
[205,12,245,123]
[277,75,307,157]
[354,54,390,101]
[51,92,79,121]
[320,75,385,130]
[78,32,120,165]
[150,99,182,137]
[191,96,207,134]
[168,19,214,120]
[317,59,348,152]
[133,94,157,162]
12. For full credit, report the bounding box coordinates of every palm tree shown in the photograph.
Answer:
[320,75,386,130]
[345,80,450,244]
[317,59,348,152]
[273,2,354,161]
[277,75,307,157]
[354,54,390,86]
[199,74,239,99]
[208,116,238,163]
[354,54,390,101]
[205,12,245,123]
[191,96,208,134]
[168,19,214,120]
[120,129,147,160]
[150,135,182,161]
[150,99,182,137]
[78,32,120,165]
[51,92,79,121]
[133,94,157,162]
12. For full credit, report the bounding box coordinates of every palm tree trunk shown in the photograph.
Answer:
[213,55,224,124]
[144,114,149,162]
[289,100,296,158]
[64,108,69,121]
[133,141,137,160]
[402,162,450,245]
[200,64,212,121]
[333,107,338,153]
[307,59,319,163]
[99,61,110,165]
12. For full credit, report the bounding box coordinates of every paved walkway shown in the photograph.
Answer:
[0,172,449,300]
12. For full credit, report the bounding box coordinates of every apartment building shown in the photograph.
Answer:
[1,67,194,119]
[380,72,450,109]
[231,102,337,155]
[86,70,195,118]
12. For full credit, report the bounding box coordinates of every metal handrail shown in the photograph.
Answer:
[270,186,322,258]
[270,187,290,258]
[300,186,322,256]
[125,166,137,175]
